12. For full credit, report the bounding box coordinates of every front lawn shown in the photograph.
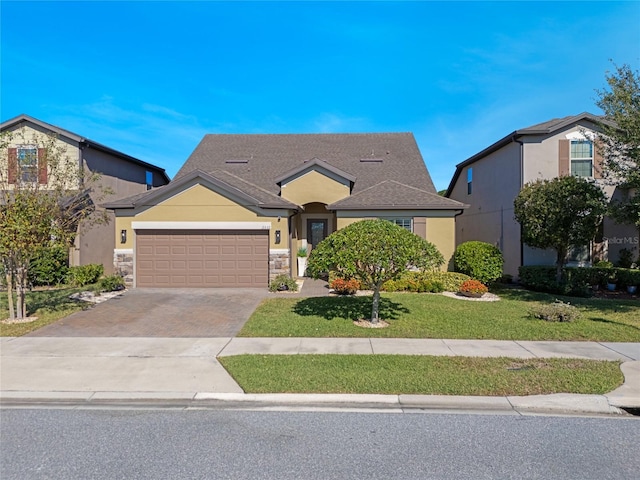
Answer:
[238,288,640,341]
[0,287,87,336]
[219,354,623,395]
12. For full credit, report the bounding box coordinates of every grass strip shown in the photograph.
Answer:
[239,288,640,341]
[219,354,623,396]
[0,287,87,336]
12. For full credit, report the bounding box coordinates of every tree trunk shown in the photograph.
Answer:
[15,265,26,319]
[370,285,381,324]
[5,269,15,321]
[555,248,567,284]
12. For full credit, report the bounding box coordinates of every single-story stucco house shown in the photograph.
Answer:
[105,133,466,288]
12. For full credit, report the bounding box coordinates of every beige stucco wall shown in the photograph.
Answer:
[425,217,455,271]
[115,184,287,250]
[0,124,80,190]
[280,170,350,205]
[336,214,457,271]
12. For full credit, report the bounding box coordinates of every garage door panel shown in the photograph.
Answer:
[136,229,268,288]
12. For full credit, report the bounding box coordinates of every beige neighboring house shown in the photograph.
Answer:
[446,112,637,278]
[105,133,466,288]
[1,114,170,273]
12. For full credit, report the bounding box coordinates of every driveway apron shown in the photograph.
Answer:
[26,288,269,338]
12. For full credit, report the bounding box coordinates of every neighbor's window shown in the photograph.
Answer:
[467,167,473,195]
[567,245,591,265]
[18,146,38,183]
[570,140,593,178]
[145,170,153,190]
[386,218,412,231]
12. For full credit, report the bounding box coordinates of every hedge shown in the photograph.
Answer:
[518,265,640,295]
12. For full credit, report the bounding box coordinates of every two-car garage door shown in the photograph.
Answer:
[136,229,269,288]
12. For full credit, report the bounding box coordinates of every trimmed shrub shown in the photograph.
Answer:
[617,268,640,288]
[28,246,69,286]
[268,274,299,292]
[98,274,125,292]
[529,301,580,323]
[330,278,360,295]
[459,279,488,295]
[454,241,504,284]
[380,271,464,293]
[617,248,634,269]
[422,271,471,292]
[66,264,104,287]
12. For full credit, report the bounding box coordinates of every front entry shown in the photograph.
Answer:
[307,219,328,251]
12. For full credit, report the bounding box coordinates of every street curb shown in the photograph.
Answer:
[0,391,631,416]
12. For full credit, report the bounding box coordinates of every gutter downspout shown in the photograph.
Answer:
[514,135,525,275]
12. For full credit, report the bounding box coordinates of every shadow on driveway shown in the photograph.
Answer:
[27,288,269,338]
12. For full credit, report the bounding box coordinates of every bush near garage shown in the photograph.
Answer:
[98,274,126,292]
[66,264,104,287]
[454,241,504,284]
[268,274,299,292]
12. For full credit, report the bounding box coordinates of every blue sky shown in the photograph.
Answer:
[2,1,639,191]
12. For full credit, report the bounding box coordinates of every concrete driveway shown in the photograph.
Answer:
[26,288,269,338]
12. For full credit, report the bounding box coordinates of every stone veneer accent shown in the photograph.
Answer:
[269,250,290,280]
[113,250,134,286]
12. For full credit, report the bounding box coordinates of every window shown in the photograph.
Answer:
[467,167,472,195]
[567,245,591,265]
[570,140,593,178]
[18,146,38,183]
[386,218,412,231]
[145,170,153,190]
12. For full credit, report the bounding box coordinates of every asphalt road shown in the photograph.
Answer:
[1,408,638,480]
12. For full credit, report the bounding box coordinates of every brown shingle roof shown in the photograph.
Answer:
[175,133,437,198]
[329,180,466,210]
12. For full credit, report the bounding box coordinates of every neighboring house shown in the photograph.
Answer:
[1,114,170,273]
[446,112,637,277]
[105,133,466,288]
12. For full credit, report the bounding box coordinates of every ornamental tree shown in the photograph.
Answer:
[305,219,444,324]
[594,63,640,256]
[1,128,108,320]
[514,176,608,283]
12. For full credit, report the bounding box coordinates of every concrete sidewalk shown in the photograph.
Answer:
[1,336,639,415]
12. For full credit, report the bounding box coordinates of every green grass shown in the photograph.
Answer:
[238,288,640,341]
[219,354,623,395]
[0,286,88,336]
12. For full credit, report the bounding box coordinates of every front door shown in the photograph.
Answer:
[307,219,328,251]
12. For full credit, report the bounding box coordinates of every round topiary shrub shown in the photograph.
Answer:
[454,241,504,285]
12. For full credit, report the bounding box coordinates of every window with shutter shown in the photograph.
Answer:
[570,140,593,178]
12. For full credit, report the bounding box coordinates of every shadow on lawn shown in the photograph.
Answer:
[293,295,409,321]
[496,287,640,314]
[18,287,88,316]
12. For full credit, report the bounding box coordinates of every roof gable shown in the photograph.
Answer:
[1,114,169,183]
[274,157,356,186]
[103,169,297,212]
[445,112,613,196]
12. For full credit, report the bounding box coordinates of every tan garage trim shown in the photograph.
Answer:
[132,221,272,230]
[136,229,268,288]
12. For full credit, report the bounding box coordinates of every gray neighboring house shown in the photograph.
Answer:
[1,114,170,273]
[446,112,637,278]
